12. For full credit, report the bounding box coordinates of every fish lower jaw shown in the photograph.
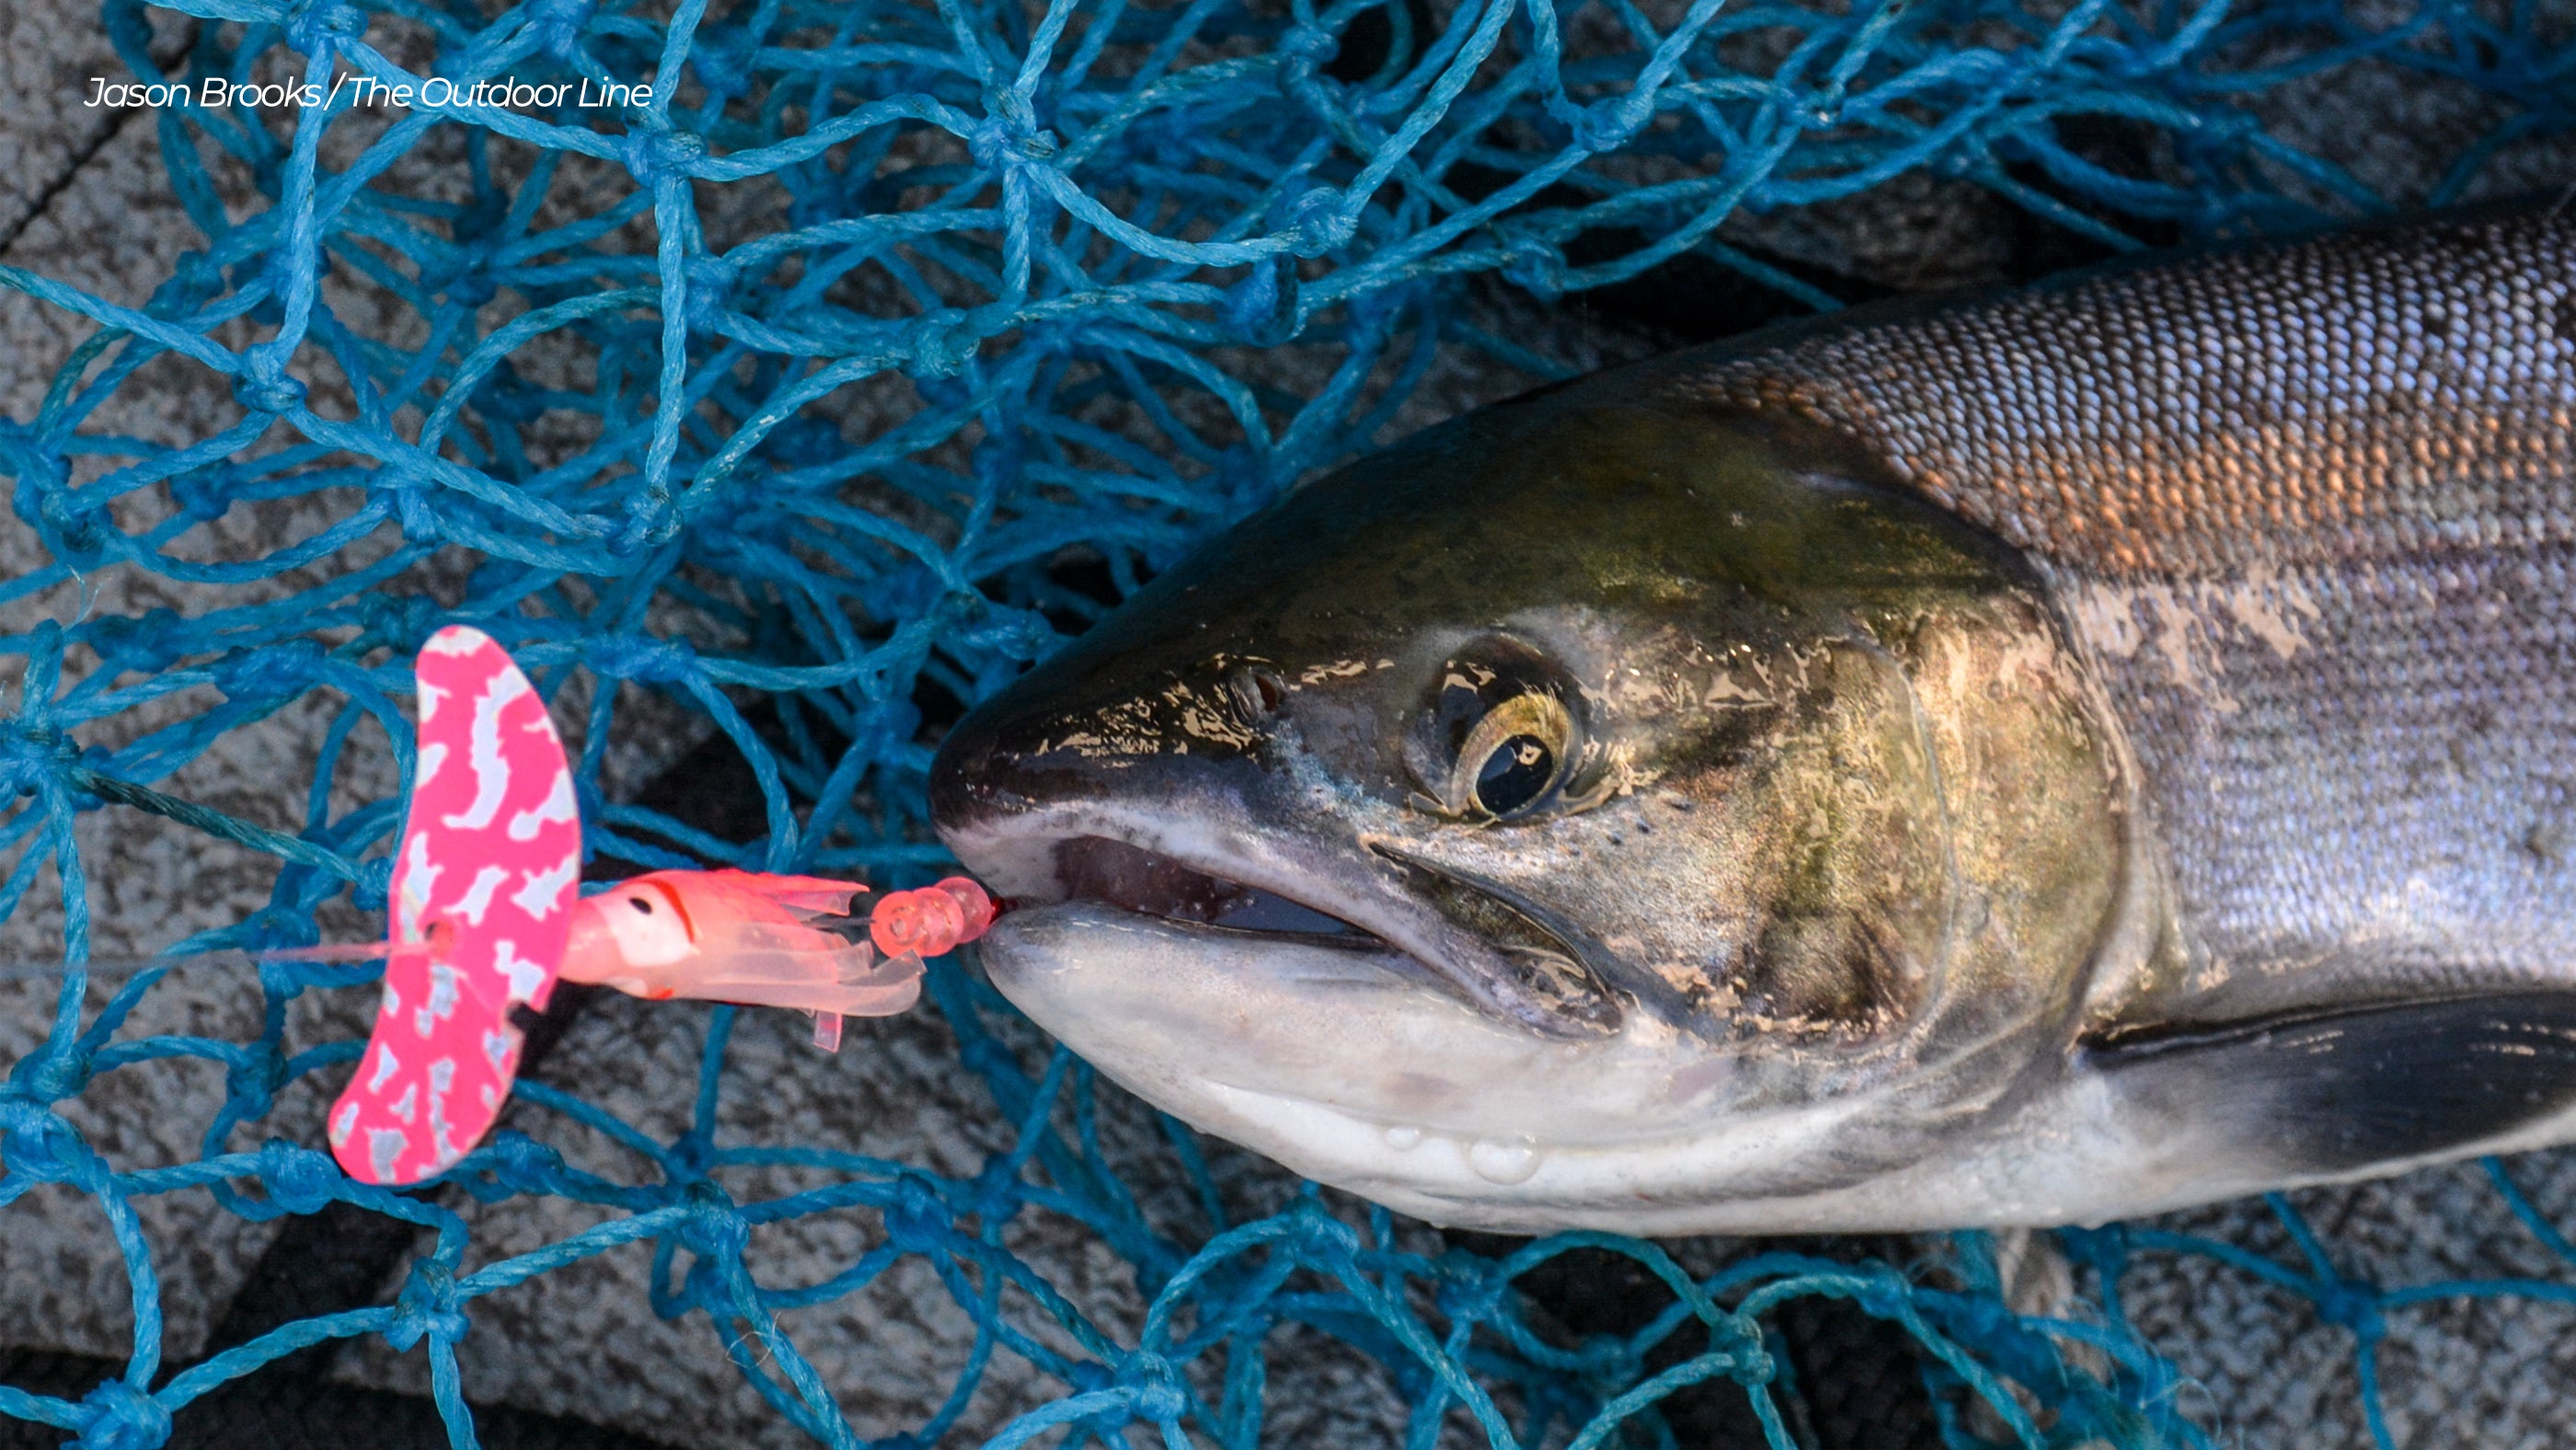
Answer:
[975,899,1904,1230]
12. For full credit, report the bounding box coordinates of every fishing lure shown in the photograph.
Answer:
[560,869,930,1052]
[306,625,992,1186]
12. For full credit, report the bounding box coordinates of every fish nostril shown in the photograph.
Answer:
[1236,667,1287,718]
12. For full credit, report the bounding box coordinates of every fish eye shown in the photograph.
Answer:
[1451,691,1572,818]
[1413,639,1582,821]
[627,896,655,915]
[1478,736,1552,814]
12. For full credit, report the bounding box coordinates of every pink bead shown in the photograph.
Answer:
[871,886,966,958]
[932,876,996,941]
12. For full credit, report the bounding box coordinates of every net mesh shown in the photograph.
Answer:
[0,0,2569,1444]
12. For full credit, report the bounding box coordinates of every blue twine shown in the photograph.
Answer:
[0,0,2568,1445]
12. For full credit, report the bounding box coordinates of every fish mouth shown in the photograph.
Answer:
[943,809,1623,1040]
[1052,835,1395,950]
[946,816,1810,1227]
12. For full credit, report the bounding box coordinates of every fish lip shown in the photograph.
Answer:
[982,898,1442,991]
[938,802,1617,1039]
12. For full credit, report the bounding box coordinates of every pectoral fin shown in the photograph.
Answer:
[2083,991,2576,1179]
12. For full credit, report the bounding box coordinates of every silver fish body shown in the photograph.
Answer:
[931,203,2576,1234]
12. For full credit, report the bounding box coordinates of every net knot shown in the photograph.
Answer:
[174,247,225,293]
[0,720,82,798]
[0,1103,103,1186]
[949,603,1055,664]
[438,259,499,308]
[884,1172,955,1253]
[1282,185,1351,259]
[1854,1275,1911,1322]
[285,0,367,54]
[223,1044,290,1124]
[1116,1352,1188,1422]
[387,1261,471,1352]
[230,367,309,417]
[621,128,707,189]
[1282,1199,1361,1260]
[524,0,596,60]
[2314,1277,2385,1340]
[583,632,698,685]
[666,1131,718,1182]
[1275,25,1338,94]
[1433,1259,1512,1324]
[968,113,1060,171]
[4,433,113,570]
[358,591,443,653]
[1571,98,1648,154]
[1942,1286,2013,1343]
[2056,1223,2129,1278]
[608,491,677,556]
[254,1140,345,1216]
[71,1378,170,1450]
[168,464,238,524]
[1066,1359,1146,1438]
[241,904,322,953]
[467,1130,570,1200]
[86,608,192,673]
[367,464,443,543]
[1222,259,1299,345]
[683,253,738,332]
[1499,231,1564,300]
[902,311,981,381]
[214,639,326,704]
[352,854,395,910]
[675,1183,752,1262]
[964,1158,1026,1226]
[1680,1311,1769,1386]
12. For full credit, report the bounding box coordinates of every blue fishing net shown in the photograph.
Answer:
[0,0,2569,1444]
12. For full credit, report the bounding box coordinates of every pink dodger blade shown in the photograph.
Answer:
[328,626,581,1187]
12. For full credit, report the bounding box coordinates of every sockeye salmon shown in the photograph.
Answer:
[930,201,2576,1234]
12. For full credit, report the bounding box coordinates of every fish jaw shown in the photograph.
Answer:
[974,899,1896,1231]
